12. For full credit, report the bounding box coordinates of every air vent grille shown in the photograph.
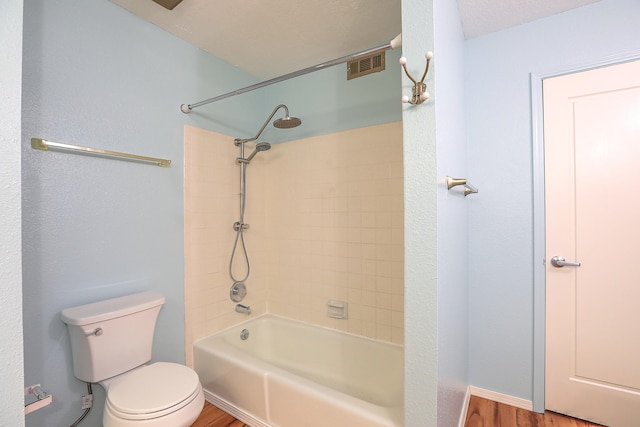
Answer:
[152,0,184,10]
[347,52,386,80]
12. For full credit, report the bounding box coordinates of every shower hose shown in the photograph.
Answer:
[229,159,250,283]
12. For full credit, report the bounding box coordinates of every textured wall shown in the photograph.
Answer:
[401,0,439,425]
[0,1,25,426]
[21,1,261,426]
[433,0,470,425]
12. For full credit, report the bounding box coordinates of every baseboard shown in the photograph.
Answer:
[458,387,471,427]
[469,386,533,411]
[203,389,269,427]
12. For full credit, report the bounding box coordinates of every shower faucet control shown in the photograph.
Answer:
[235,304,252,315]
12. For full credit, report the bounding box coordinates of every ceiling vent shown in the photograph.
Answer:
[347,52,386,80]
[151,0,184,10]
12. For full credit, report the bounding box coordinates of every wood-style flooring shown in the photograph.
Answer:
[465,396,606,427]
[194,396,606,427]
[192,402,248,427]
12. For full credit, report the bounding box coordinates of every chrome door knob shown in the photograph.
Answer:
[550,256,581,268]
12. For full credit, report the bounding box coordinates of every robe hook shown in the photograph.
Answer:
[400,52,433,104]
[446,176,478,197]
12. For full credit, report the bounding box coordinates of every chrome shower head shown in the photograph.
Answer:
[273,115,302,129]
[235,104,302,145]
[244,142,272,162]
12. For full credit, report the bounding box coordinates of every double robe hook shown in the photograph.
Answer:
[400,52,433,104]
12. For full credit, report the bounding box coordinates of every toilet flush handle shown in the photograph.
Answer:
[84,327,103,336]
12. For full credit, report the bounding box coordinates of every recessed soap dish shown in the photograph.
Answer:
[327,300,348,319]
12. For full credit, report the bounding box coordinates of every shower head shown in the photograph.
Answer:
[235,104,302,145]
[244,142,272,163]
[255,141,272,151]
[274,115,302,129]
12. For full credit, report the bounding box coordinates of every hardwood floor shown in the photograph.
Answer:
[192,402,249,427]
[465,396,606,427]
[195,396,606,427]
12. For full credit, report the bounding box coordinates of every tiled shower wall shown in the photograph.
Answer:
[184,126,269,366]
[184,122,404,363]
[266,122,404,344]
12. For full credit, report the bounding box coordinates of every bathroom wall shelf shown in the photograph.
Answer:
[31,138,171,167]
[446,176,478,197]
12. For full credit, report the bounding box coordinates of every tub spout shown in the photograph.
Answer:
[235,304,251,315]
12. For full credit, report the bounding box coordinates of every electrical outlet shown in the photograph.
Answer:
[81,394,93,410]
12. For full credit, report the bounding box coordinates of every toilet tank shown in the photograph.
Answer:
[61,291,166,383]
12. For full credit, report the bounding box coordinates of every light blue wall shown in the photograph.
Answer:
[15,0,640,425]
[18,1,463,426]
[401,0,439,425]
[21,1,406,426]
[466,0,640,404]
[434,0,469,425]
[262,49,402,143]
[21,1,262,426]
[0,1,25,426]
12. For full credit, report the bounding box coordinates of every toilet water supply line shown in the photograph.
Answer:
[69,382,93,427]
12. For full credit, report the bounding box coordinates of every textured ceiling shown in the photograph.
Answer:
[457,0,601,39]
[111,0,601,79]
[111,0,402,80]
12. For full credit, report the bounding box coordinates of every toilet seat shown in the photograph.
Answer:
[105,362,201,421]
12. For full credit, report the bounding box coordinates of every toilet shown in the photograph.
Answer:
[61,291,204,427]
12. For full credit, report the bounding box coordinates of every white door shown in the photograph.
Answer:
[544,59,640,426]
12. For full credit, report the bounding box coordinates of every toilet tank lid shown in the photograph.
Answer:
[61,291,166,326]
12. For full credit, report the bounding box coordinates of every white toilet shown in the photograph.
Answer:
[61,291,204,427]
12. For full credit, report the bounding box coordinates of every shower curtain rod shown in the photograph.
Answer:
[180,34,402,113]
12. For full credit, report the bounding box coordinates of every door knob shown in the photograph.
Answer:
[550,256,581,268]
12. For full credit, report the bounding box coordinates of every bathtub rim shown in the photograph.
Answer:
[192,313,405,351]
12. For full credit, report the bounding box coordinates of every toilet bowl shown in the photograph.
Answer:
[102,363,204,427]
[61,291,205,427]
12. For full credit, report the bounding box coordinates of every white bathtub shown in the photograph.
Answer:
[193,315,404,427]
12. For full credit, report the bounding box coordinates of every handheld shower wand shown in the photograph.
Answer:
[236,142,272,164]
[228,104,302,293]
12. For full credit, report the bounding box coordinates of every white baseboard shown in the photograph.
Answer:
[458,387,471,427]
[469,386,533,411]
[203,389,269,427]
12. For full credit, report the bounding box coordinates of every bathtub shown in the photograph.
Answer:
[193,315,404,427]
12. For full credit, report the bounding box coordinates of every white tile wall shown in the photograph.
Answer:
[266,122,404,344]
[184,126,268,365]
[184,121,404,364]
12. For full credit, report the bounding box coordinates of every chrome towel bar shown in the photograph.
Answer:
[31,138,171,167]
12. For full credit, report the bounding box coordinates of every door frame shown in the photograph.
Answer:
[530,50,640,413]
